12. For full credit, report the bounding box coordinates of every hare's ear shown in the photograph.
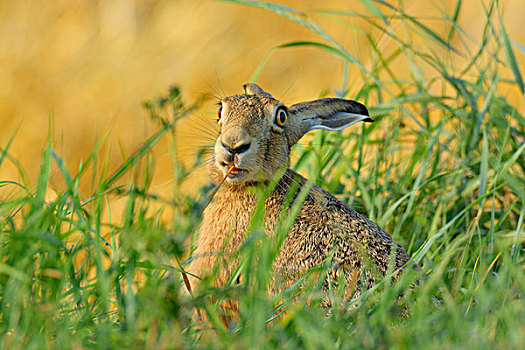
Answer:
[243,83,274,98]
[286,98,372,146]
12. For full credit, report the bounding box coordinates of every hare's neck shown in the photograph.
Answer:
[210,167,310,213]
[197,169,310,266]
[201,186,257,256]
[214,184,257,202]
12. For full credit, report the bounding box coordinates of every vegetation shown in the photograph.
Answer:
[1,0,524,348]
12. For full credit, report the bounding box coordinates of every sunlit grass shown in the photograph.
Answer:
[1,1,524,348]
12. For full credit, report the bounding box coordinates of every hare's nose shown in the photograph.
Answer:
[220,126,251,155]
[221,141,251,155]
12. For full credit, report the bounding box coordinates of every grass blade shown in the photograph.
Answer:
[498,6,525,94]
[0,125,20,169]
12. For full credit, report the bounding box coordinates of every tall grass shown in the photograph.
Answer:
[1,1,524,348]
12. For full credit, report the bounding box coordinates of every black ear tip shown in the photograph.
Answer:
[350,100,369,117]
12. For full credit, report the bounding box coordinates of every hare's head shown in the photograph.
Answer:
[212,83,372,185]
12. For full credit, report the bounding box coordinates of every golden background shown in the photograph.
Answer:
[1,0,524,194]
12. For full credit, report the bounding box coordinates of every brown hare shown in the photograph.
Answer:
[186,83,412,314]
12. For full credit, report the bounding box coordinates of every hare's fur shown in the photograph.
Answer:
[187,84,411,305]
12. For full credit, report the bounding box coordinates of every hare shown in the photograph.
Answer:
[186,83,412,311]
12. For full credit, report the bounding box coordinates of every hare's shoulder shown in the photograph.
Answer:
[280,175,410,270]
[285,177,390,241]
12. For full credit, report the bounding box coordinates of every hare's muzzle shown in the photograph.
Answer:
[214,126,258,183]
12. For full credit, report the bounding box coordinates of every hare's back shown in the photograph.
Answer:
[272,173,410,278]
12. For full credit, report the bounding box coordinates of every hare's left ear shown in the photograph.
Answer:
[286,98,373,147]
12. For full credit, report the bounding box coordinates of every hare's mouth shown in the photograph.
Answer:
[223,165,248,181]
[229,167,245,176]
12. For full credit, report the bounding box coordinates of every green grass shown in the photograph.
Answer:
[1,1,525,348]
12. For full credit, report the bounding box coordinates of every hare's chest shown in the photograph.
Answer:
[205,192,257,254]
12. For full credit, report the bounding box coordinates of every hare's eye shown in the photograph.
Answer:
[217,105,222,122]
[275,108,287,127]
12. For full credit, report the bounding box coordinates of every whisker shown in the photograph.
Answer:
[204,90,223,101]
[293,141,329,148]
[280,171,306,191]
[277,174,301,195]
[174,143,215,152]
[177,113,218,138]
[188,113,218,131]
[274,176,291,195]
[175,131,216,142]
[192,112,217,127]
[180,160,213,180]
[174,145,214,153]
[171,152,214,164]
[179,122,218,138]
[179,136,215,143]
[171,155,207,163]
[173,144,213,152]
[187,123,218,139]
[200,74,226,100]
[214,71,227,98]
[180,119,214,130]
[277,81,297,102]
[152,159,209,189]
[175,145,214,151]
[153,177,177,188]
[259,166,304,196]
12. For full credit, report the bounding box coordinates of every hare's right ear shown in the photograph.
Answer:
[286,98,373,147]
[243,83,274,98]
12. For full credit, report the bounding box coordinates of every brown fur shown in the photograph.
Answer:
[186,84,411,319]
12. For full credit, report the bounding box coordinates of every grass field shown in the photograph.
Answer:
[1,1,524,348]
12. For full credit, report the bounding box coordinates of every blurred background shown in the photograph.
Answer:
[1,0,524,193]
